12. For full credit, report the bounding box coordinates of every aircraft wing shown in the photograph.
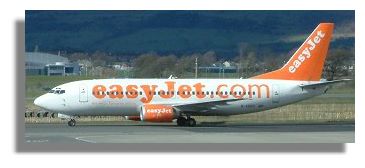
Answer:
[299,79,352,89]
[171,98,244,115]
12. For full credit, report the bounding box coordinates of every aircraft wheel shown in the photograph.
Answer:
[177,117,186,126]
[187,118,196,127]
[68,119,76,127]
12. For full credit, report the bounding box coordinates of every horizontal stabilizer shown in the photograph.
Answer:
[299,79,352,88]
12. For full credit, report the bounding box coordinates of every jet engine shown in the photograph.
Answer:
[139,104,176,122]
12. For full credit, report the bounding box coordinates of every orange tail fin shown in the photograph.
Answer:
[252,23,334,81]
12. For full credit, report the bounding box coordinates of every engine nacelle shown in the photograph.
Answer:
[139,104,176,122]
[124,116,141,121]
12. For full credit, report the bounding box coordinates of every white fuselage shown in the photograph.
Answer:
[34,79,326,117]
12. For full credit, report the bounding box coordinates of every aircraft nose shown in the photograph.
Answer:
[34,95,46,109]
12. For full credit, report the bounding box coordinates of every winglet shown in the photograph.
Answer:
[252,23,334,81]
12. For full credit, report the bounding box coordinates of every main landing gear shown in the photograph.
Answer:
[67,119,76,127]
[177,115,196,127]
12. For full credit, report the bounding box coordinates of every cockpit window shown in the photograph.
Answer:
[53,89,65,94]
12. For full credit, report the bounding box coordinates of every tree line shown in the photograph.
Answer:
[63,47,354,80]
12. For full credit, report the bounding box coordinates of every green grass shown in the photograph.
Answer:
[26,102,355,125]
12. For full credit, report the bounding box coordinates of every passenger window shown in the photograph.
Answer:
[60,90,65,94]
[48,90,55,93]
[55,90,60,94]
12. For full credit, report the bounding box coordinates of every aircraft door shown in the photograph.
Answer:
[79,85,88,102]
[272,84,280,103]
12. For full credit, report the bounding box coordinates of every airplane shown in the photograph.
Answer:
[34,23,350,127]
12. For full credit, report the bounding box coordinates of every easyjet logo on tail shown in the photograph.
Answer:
[251,23,333,81]
[288,30,326,73]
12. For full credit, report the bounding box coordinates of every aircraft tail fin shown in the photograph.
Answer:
[252,23,334,81]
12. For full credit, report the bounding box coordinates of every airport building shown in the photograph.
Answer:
[25,52,81,76]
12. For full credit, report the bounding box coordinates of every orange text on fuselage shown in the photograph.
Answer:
[92,81,270,103]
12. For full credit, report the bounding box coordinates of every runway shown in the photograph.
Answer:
[24,123,354,143]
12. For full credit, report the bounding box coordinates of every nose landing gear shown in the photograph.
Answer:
[57,113,78,127]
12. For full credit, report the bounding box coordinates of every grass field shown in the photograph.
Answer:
[25,75,355,124]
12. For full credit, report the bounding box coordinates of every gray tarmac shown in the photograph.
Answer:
[24,123,355,143]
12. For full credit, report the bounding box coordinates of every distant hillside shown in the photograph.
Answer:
[25,10,354,58]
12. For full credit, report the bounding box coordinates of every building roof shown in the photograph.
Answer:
[25,52,69,65]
